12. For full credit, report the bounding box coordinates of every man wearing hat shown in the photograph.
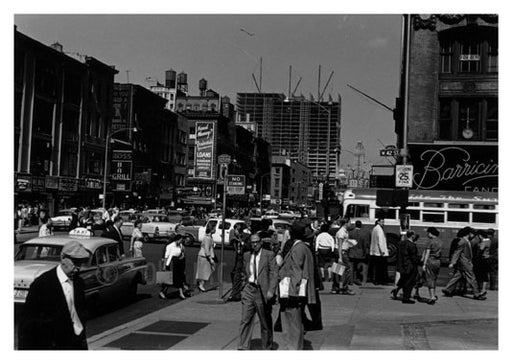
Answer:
[18,241,90,349]
[442,227,487,300]
[278,220,316,350]
[238,233,278,350]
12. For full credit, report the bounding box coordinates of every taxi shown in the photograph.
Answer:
[14,228,148,310]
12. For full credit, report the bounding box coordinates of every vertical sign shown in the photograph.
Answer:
[194,121,216,179]
[112,150,132,191]
[226,175,246,195]
[395,165,414,188]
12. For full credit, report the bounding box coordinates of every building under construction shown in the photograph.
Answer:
[236,92,341,184]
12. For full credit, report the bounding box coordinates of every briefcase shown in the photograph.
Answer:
[156,270,173,285]
[329,262,346,276]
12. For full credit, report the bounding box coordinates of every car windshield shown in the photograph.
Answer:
[141,215,170,223]
[15,244,63,262]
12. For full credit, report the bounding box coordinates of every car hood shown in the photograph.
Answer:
[52,216,71,221]
[14,261,58,288]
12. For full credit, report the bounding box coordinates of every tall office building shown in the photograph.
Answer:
[236,93,341,183]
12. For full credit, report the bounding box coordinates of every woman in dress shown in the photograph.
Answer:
[420,227,443,304]
[195,221,217,292]
[130,219,143,257]
[160,234,189,299]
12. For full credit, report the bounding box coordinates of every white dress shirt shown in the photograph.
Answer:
[249,250,261,283]
[56,265,83,336]
[315,232,335,251]
[370,224,389,256]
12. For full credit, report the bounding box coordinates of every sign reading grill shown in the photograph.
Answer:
[226,175,245,195]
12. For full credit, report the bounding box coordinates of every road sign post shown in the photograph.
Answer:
[217,154,231,301]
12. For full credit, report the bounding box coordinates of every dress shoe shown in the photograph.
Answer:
[441,289,452,297]
[402,299,416,304]
[330,289,339,294]
[198,286,206,292]
[390,289,398,299]
[340,289,355,295]
[473,292,487,300]
[159,291,166,299]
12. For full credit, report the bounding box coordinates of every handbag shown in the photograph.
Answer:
[329,262,346,276]
[156,270,173,285]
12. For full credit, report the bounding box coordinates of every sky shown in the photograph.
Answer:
[13,13,402,169]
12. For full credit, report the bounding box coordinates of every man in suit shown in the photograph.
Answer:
[278,221,317,350]
[101,215,125,256]
[238,233,278,350]
[18,240,90,349]
[442,227,487,300]
[348,220,371,286]
[395,231,420,304]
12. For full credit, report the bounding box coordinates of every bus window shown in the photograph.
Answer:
[448,203,469,209]
[447,211,470,222]
[405,208,420,220]
[375,208,397,220]
[474,204,495,210]
[473,212,496,224]
[422,211,445,223]
[345,204,370,218]
[424,202,444,208]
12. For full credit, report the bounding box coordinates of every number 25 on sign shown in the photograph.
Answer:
[395,165,413,188]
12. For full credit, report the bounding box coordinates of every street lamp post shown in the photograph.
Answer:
[102,127,137,210]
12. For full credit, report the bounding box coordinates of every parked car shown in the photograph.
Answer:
[14,228,148,311]
[119,212,179,242]
[197,218,250,246]
[50,208,77,231]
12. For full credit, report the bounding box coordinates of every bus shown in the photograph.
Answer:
[342,188,498,264]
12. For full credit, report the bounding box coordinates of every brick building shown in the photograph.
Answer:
[397,14,498,192]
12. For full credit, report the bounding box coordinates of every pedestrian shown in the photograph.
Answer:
[442,227,487,300]
[473,229,491,294]
[394,231,420,304]
[416,227,443,304]
[101,216,125,256]
[334,218,356,295]
[38,216,53,237]
[257,218,278,253]
[237,233,278,350]
[161,234,189,300]
[18,240,90,349]
[196,221,216,292]
[315,223,336,282]
[130,219,143,257]
[488,228,498,290]
[369,218,389,285]
[227,222,249,302]
[448,235,467,296]
[277,220,317,350]
[348,220,371,286]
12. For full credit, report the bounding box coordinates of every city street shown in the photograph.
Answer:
[15,227,477,348]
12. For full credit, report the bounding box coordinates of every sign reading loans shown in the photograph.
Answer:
[194,121,216,179]
[227,175,246,195]
[395,165,414,188]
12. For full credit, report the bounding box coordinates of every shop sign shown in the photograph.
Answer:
[194,121,216,179]
[112,150,132,192]
[45,176,59,189]
[409,144,498,192]
[59,177,78,192]
[31,176,46,192]
[16,173,31,192]
[85,178,103,190]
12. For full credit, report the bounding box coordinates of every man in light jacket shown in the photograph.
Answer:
[369,218,389,285]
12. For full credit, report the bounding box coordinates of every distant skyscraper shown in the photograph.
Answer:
[236,93,341,183]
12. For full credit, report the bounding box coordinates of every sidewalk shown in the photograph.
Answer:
[87,281,498,350]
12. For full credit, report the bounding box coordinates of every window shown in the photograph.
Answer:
[487,40,498,73]
[440,41,453,73]
[422,211,445,223]
[62,107,79,141]
[424,202,444,208]
[33,98,54,135]
[473,204,495,210]
[459,40,481,73]
[448,203,469,209]
[106,244,119,262]
[345,204,370,218]
[405,208,420,220]
[60,148,77,177]
[447,211,469,222]
[375,208,397,220]
[473,212,496,224]
[438,98,497,141]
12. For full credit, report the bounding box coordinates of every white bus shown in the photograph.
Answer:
[342,188,498,263]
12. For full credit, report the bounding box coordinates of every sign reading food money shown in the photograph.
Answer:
[194,121,216,179]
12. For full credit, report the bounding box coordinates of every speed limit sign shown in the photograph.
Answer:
[395,165,414,188]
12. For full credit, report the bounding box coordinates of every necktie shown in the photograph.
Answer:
[65,279,84,336]
[252,253,258,284]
